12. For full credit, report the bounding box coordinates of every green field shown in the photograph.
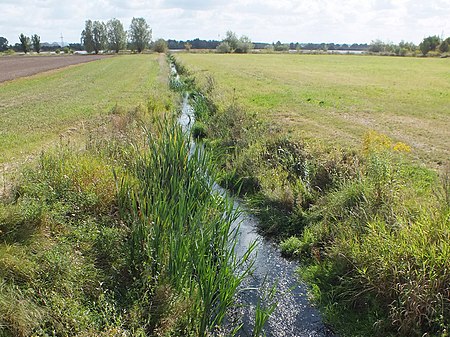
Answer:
[0,54,162,165]
[177,53,449,166]
[174,53,450,336]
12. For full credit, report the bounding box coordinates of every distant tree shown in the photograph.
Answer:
[273,41,289,51]
[420,35,441,55]
[92,21,107,54]
[427,35,441,50]
[69,43,83,51]
[31,34,41,53]
[153,38,168,53]
[224,31,239,51]
[0,36,8,51]
[184,42,192,52]
[235,35,254,53]
[129,17,152,53]
[369,39,385,53]
[107,18,127,53]
[399,40,416,52]
[439,40,449,53]
[419,39,432,55]
[81,20,95,53]
[19,33,31,53]
[216,41,231,53]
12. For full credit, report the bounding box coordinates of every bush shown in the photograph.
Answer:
[191,121,208,140]
[280,236,302,257]
[153,38,168,53]
[216,42,231,53]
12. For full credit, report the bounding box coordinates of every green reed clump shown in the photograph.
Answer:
[118,116,254,336]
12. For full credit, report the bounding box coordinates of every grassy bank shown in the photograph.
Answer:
[174,53,450,336]
[0,55,256,336]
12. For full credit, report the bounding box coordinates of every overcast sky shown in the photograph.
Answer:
[1,0,450,45]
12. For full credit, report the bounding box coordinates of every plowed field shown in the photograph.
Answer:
[0,55,110,82]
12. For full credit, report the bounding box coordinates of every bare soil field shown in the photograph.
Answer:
[0,54,110,82]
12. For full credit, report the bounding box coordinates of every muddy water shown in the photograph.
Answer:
[179,88,333,336]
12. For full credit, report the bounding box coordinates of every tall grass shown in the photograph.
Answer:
[118,116,254,336]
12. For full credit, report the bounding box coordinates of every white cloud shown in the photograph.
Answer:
[0,0,449,44]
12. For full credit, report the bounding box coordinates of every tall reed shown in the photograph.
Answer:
[118,116,254,336]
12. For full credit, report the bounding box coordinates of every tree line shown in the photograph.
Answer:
[2,26,449,56]
[369,35,450,56]
[13,33,42,54]
[81,17,152,53]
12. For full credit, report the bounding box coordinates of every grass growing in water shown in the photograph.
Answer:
[118,116,255,335]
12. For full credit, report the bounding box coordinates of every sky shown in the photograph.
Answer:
[1,0,450,45]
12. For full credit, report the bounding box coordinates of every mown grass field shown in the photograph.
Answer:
[177,53,449,166]
[0,54,161,165]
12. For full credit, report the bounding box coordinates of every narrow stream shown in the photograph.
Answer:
[178,92,334,337]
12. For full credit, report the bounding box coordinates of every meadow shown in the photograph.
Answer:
[177,53,449,167]
[175,53,449,336]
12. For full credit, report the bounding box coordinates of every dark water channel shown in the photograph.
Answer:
[175,65,333,336]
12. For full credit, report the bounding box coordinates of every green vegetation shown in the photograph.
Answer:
[174,53,450,336]
[419,35,445,56]
[0,55,159,164]
[129,17,152,53]
[0,37,8,52]
[217,31,254,54]
[177,53,449,166]
[153,38,168,53]
[107,18,127,53]
[0,54,257,336]
[81,20,111,54]
[18,33,31,54]
[31,34,40,53]
[82,18,130,54]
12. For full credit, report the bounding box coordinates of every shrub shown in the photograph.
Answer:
[280,236,302,257]
[216,42,231,53]
[191,121,208,140]
[153,38,168,53]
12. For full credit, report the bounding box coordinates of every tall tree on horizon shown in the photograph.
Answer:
[19,33,31,53]
[107,18,127,53]
[129,17,151,53]
[31,34,41,53]
[81,20,95,53]
[0,36,9,51]
[92,21,107,54]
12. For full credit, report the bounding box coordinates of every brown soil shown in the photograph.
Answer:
[0,54,111,83]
